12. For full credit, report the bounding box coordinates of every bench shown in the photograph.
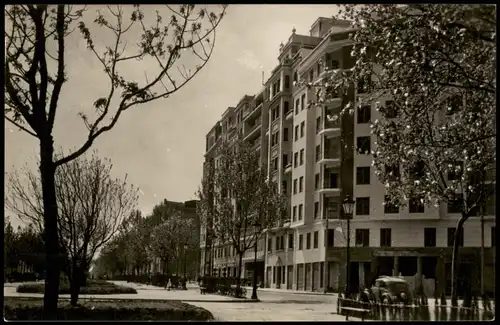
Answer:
[340,306,371,321]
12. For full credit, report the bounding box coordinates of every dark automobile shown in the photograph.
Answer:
[370,276,412,305]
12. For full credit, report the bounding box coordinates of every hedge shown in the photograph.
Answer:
[4,297,214,321]
[16,280,137,295]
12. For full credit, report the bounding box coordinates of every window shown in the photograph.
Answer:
[447,227,464,247]
[385,164,401,180]
[299,234,303,250]
[355,229,370,247]
[357,74,371,94]
[293,71,298,83]
[299,177,304,192]
[424,228,436,247]
[313,231,319,248]
[280,236,284,250]
[295,99,300,114]
[282,180,287,195]
[447,161,463,181]
[357,105,371,124]
[447,195,463,214]
[283,128,288,141]
[309,69,314,82]
[409,161,426,180]
[268,238,272,252]
[409,197,425,213]
[380,228,392,247]
[273,157,279,171]
[292,206,297,221]
[301,94,306,110]
[298,204,303,220]
[316,145,321,162]
[284,75,290,89]
[300,149,304,165]
[294,125,299,141]
[275,236,280,250]
[356,136,371,154]
[314,202,319,219]
[315,173,320,189]
[288,234,294,249]
[294,152,298,168]
[356,167,370,185]
[317,62,321,76]
[356,197,370,215]
[284,101,290,115]
[492,227,496,247]
[300,121,305,138]
[316,116,321,133]
[384,196,399,214]
[327,229,335,246]
[383,100,398,118]
[293,179,297,194]
[306,233,311,249]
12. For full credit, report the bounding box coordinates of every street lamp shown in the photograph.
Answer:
[342,195,355,299]
[251,221,262,300]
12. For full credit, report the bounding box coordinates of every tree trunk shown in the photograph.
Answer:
[69,262,82,307]
[40,137,61,320]
[451,214,468,306]
[237,253,243,290]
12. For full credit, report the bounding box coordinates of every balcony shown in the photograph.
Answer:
[244,102,263,122]
[319,119,341,137]
[284,163,292,174]
[252,139,261,151]
[285,108,293,120]
[243,119,261,141]
[318,149,341,167]
[318,181,341,196]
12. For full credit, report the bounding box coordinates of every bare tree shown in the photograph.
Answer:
[4,4,226,316]
[5,151,138,306]
[198,137,287,293]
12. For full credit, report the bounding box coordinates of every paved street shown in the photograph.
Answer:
[5,281,352,321]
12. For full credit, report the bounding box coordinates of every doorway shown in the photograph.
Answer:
[349,262,360,293]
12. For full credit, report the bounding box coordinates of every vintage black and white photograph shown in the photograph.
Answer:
[4,3,496,321]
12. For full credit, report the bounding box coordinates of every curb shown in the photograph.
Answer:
[243,286,337,297]
[4,296,261,304]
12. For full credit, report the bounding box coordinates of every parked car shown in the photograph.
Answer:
[370,276,412,305]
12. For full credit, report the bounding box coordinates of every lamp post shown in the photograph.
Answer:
[342,195,355,299]
[251,221,262,300]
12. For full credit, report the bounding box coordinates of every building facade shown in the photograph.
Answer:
[200,17,496,296]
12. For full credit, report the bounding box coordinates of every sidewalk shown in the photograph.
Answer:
[4,282,255,303]
[244,286,337,297]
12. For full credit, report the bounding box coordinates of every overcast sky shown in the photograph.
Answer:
[4,4,340,228]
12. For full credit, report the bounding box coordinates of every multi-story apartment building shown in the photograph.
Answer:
[200,17,495,296]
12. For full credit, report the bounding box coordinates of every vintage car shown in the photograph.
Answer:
[369,276,412,305]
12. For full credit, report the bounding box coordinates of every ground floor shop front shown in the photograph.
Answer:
[262,247,495,297]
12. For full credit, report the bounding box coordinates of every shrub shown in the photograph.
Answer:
[16,280,137,295]
[3,297,214,321]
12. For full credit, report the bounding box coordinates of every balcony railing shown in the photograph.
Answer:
[245,119,261,137]
[323,149,340,160]
[322,180,339,189]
